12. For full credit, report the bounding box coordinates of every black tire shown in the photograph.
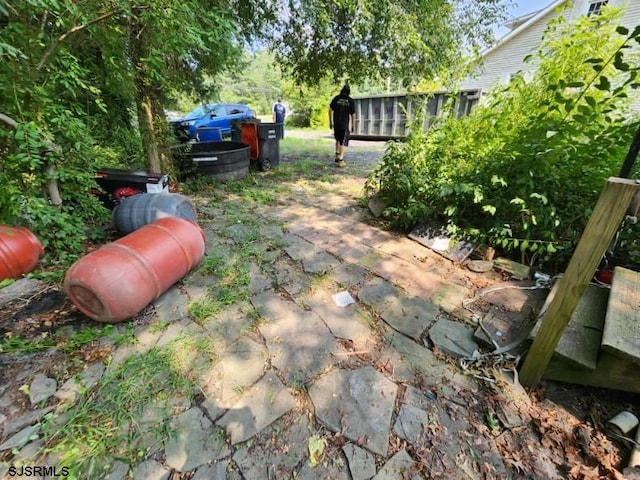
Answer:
[259,157,272,172]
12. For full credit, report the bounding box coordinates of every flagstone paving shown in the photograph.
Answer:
[0,144,532,479]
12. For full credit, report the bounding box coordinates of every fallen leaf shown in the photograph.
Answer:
[308,435,326,468]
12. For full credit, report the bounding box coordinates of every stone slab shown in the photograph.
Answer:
[493,257,531,280]
[1,407,52,439]
[379,296,439,340]
[372,450,416,480]
[104,460,129,480]
[232,415,310,479]
[357,277,401,310]
[0,278,45,307]
[165,407,229,472]
[154,286,189,323]
[297,456,350,479]
[249,262,273,294]
[0,424,40,451]
[325,234,377,265]
[54,362,105,403]
[343,443,377,480]
[344,223,397,248]
[309,366,397,456]
[192,461,227,480]
[430,283,471,315]
[429,318,478,358]
[132,460,170,480]
[272,257,313,297]
[216,370,296,444]
[304,293,372,345]
[332,263,370,287]
[302,250,340,274]
[258,309,341,383]
[378,331,448,385]
[155,318,202,348]
[283,233,318,261]
[202,301,255,345]
[251,291,304,322]
[378,237,436,266]
[392,404,430,443]
[29,374,57,405]
[220,337,267,407]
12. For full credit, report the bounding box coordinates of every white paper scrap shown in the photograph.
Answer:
[332,291,356,307]
[431,237,450,251]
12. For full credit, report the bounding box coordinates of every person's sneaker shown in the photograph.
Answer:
[337,160,346,168]
[334,153,340,163]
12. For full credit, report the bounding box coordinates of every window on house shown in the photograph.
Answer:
[587,0,609,16]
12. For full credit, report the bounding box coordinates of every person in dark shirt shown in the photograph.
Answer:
[272,99,286,138]
[329,85,356,167]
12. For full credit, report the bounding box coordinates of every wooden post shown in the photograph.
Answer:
[519,177,639,388]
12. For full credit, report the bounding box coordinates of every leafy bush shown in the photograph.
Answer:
[366,9,640,271]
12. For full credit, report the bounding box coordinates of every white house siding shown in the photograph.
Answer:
[461,0,640,112]
[459,4,564,91]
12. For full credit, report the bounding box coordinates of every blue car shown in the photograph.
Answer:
[171,103,255,141]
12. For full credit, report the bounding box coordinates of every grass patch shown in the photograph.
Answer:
[178,175,218,195]
[267,159,327,182]
[188,270,251,324]
[0,325,121,355]
[188,297,217,323]
[42,345,198,478]
[280,136,334,157]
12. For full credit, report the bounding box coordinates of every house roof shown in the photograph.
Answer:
[504,11,541,31]
[484,0,567,57]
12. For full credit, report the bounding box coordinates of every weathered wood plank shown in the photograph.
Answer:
[542,350,640,394]
[529,282,608,370]
[602,266,640,365]
[492,258,531,280]
[520,177,640,388]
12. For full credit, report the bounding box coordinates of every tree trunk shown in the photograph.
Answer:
[130,16,161,173]
[136,92,162,173]
[150,94,176,176]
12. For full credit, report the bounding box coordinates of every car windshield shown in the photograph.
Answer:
[183,104,219,120]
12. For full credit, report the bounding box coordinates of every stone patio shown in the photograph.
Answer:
[0,143,544,480]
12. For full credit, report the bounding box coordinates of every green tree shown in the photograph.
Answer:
[270,0,508,85]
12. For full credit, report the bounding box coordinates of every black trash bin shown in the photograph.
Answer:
[256,123,283,171]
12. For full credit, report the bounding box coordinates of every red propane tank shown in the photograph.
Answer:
[64,217,205,323]
[0,225,44,281]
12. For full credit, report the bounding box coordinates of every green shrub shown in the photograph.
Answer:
[366,8,640,271]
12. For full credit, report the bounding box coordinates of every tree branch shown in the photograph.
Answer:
[36,9,121,71]
[0,113,18,129]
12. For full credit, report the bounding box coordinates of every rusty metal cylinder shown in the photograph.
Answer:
[0,225,44,281]
[64,217,205,323]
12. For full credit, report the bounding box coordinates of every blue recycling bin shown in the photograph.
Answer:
[196,127,223,142]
